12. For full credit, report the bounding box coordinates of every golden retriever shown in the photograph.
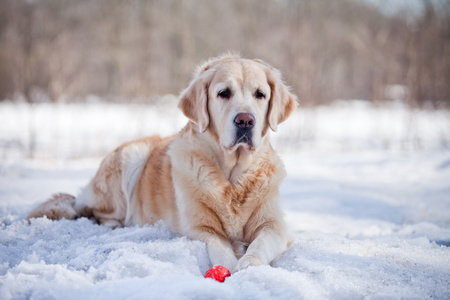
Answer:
[27,54,298,272]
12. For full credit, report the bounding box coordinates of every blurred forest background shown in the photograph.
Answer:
[0,0,449,107]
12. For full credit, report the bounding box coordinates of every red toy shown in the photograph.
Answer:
[204,265,231,282]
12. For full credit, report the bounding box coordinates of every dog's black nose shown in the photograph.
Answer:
[234,113,255,129]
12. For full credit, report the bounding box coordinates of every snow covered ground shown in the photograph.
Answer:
[1,100,450,299]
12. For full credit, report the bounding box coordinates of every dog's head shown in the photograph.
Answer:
[179,54,297,153]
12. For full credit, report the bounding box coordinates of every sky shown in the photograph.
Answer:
[360,0,434,16]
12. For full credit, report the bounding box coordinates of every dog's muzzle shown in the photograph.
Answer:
[233,113,255,147]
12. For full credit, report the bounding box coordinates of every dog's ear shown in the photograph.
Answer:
[263,64,298,132]
[178,67,214,133]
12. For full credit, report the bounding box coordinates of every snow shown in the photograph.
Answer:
[1,100,450,299]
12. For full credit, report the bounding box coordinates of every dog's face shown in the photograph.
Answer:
[207,59,272,153]
[179,55,297,153]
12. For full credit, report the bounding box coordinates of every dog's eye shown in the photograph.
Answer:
[255,90,266,99]
[218,89,232,99]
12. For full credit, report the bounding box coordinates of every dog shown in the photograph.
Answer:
[27,54,298,272]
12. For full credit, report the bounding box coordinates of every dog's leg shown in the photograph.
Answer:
[27,193,90,221]
[204,235,239,272]
[235,225,289,272]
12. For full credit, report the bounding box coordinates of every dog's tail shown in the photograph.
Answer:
[27,193,92,222]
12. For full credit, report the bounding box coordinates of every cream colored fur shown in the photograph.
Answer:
[27,54,298,272]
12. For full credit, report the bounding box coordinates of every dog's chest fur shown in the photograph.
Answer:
[222,158,278,240]
[183,146,281,240]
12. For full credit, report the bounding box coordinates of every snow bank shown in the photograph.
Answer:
[1,100,449,161]
[1,216,449,299]
[1,100,450,299]
[274,100,450,154]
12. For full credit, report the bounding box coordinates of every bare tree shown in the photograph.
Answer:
[0,0,448,106]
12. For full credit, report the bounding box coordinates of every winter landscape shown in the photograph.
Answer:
[1,0,449,298]
[1,99,449,299]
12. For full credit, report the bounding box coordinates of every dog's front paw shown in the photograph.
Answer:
[234,255,265,272]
